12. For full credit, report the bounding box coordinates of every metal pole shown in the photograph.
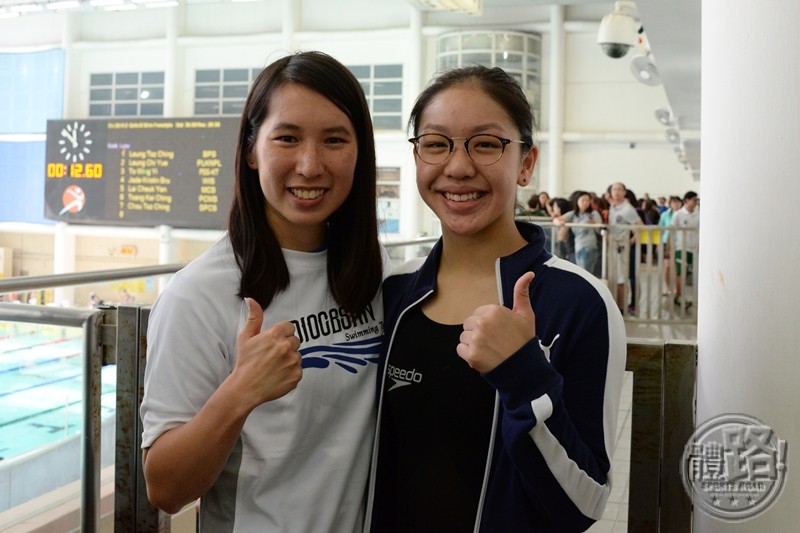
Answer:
[81,312,103,532]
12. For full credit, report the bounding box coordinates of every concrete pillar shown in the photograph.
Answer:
[695,1,800,530]
[53,221,75,305]
[163,4,183,117]
[61,12,77,117]
[282,0,298,53]
[403,6,423,260]
[547,5,565,197]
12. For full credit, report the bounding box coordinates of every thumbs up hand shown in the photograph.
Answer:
[456,272,536,373]
[231,298,303,408]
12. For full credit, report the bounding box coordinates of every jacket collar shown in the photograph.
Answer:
[401,221,551,307]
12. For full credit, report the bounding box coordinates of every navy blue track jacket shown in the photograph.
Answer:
[365,222,627,532]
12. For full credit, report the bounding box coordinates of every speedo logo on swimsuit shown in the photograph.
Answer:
[386,364,423,391]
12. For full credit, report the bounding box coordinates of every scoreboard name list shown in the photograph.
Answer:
[44,118,238,229]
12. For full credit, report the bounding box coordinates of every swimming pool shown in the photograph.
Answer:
[0,321,117,461]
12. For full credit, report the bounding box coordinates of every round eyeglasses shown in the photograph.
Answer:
[409,133,527,166]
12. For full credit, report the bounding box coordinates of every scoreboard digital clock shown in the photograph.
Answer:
[44,118,237,229]
[46,162,104,179]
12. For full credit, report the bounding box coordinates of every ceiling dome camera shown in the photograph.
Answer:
[600,42,632,59]
[597,1,638,59]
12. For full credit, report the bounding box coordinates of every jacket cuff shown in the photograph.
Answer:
[483,337,563,410]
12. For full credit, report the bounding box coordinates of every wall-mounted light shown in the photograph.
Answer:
[654,107,673,126]
[665,128,681,144]
[630,54,660,86]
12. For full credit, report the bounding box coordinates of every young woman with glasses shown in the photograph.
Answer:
[365,65,626,532]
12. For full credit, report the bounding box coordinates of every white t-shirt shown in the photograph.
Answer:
[141,235,388,533]
[671,206,699,250]
[608,200,641,243]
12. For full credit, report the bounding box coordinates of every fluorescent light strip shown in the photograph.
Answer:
[47,0,82,10]
[12,3,45,12]
[144,1,177,6]
[104,3,137,10]
[90,0,125,6]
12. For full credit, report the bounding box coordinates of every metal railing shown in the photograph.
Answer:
[0,235,697,532]
[0,302,111,531]
[534,220,699,323]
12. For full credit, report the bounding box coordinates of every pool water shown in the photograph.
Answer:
[0,322,117,461]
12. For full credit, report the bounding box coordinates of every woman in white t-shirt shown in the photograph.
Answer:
[140,51,387,533]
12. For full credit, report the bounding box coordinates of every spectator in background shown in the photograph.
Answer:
[607,182,642,314]
[594,194,611,224]
[119,288,135,304]
[555,190,602,276]
[623,188,646,312]
[89,292,104,308]
[659,196,683,295]
[549,197,573,260]
[538,191,551,216]
[525,192,549,217]
[642,199,661,225]
[640,199,662,265]
[671,191,700,308]
[625,188,646,223]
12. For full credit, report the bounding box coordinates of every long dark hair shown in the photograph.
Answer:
[573,190,594,215]
[408,65,536,153]
[227,51,382,315]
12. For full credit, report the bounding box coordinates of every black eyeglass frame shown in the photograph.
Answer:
[408,133,528,166]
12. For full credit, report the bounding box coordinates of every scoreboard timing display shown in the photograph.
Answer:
[44,118,238,229]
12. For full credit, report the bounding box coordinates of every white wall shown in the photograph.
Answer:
[0,0,697,242]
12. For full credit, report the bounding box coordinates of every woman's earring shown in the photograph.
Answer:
[247,157,257,169]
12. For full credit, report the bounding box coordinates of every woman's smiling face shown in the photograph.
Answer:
[413,83,536,239]
[249,82,357,251]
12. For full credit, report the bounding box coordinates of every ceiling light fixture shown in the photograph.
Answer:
[12,3,45,12]
[630,54,661,86]
[46,0,82,10]
[665,128,681,145]
[654,107,673,126]
[416,0,482,16]
[104,3,136,10]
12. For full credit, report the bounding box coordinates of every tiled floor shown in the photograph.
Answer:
[586,370,633,533]
[590,313,697,533]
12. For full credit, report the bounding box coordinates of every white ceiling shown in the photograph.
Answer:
[1,0,701,171]
[415,0,702,174]
[634,0,701,174]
